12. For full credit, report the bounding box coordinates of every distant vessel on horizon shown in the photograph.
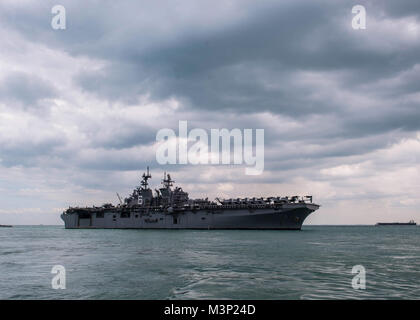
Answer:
[376,220,416,226]
[0,224,13,228]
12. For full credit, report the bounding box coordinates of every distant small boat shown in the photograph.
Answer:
[376,220,416,226]
[0,224,13,228]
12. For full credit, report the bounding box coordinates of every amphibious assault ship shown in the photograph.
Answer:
[61,168,320,230]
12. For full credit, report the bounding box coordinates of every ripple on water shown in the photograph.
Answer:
[0,225,419,299]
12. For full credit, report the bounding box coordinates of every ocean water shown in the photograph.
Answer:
[0,225,419,299]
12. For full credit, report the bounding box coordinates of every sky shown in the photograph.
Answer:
[0,0,419,225]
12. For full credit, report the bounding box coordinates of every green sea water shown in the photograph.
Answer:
[0,225,419,299]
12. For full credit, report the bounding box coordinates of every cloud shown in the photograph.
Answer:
[0,0,419,224]
[0,72,57,108]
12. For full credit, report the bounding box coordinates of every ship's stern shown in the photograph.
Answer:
[61,211,78,229]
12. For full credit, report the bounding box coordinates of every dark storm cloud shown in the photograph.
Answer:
[2,1,419,117]
[0,72,57,108]
[71,2,367,110]
[66,0,420,142]
[341,102,420,137]
[2,1,420,225]
[0,1,419,186]
[84,122,158,151]
[0,136,64,167]
[374,0,420,19]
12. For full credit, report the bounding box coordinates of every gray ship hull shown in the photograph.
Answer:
[61,203,318,230]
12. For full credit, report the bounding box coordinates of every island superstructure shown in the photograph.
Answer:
[61,168,320,230]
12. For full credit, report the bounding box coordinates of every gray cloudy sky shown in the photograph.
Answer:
[0,0,419,225]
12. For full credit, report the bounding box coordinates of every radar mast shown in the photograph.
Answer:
[162,172,174,189]
[140,166,152,190]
